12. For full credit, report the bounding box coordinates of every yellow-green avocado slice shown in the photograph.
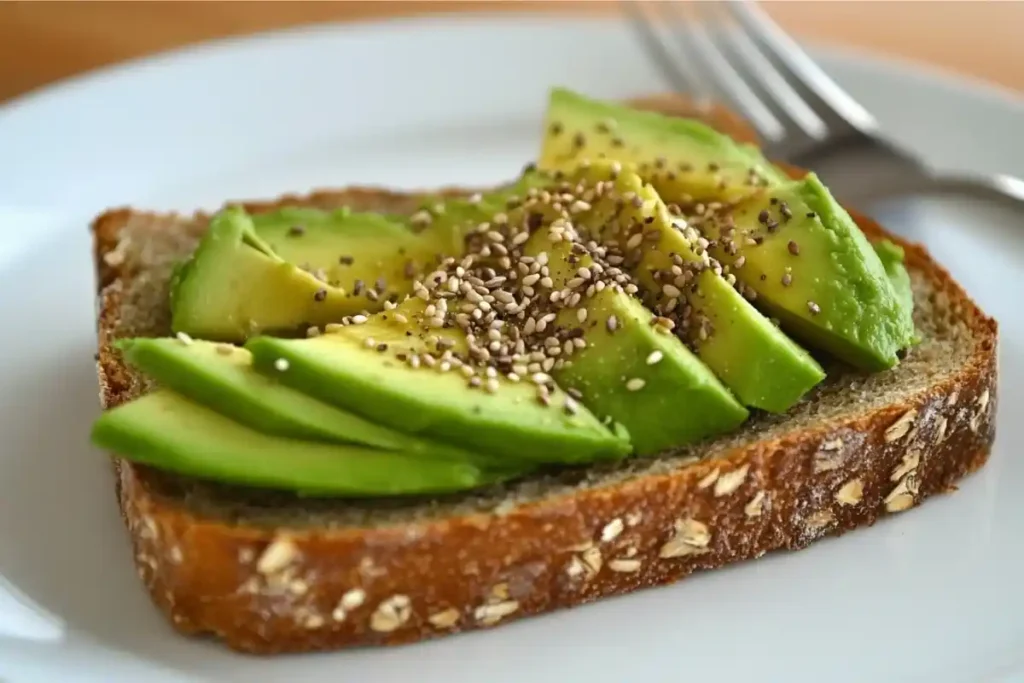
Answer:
[568,163,825,412]
[245,302,631,465]
[708,175,916,370]
[520,228,747,456]
[538,87,788,203]
[90,390,487,497]
[170,207,360,341]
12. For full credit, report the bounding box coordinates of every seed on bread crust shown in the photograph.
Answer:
[713,464,749,497]
[601,518,624,542]
[659,518,711,558]
[608,558,642,573]
[256,538,299,575]
[370,594,412,633]
[884,409,918,442]
[744,491,766,517]
[696,468,720,490]
[475,600,519,625]
[834,479,864,506]
[428,608,461,629]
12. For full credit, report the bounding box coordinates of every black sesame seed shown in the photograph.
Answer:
[787,241,800,255]
[573,132,586,149]
[806,211,817,219]
[549,122,563,137]
[338,255,354,265]
[288,225,305,236]
[769,197,779,205]
[527,212,543,231]
[758,209,770,225]
[353,279,365,296]
[313,288,327,302]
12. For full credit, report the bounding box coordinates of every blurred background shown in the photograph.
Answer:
[2,1,1024,104]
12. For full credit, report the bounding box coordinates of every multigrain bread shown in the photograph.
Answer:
[91,96,997,654]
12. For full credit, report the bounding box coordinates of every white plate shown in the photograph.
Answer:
[0,13,1022,683]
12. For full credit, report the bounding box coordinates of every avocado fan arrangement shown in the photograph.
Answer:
[91,89,917,497]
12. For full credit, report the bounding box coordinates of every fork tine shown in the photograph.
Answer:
[703,3,827,141]
[622,1,710,108]
[724,0,877,133]
[677,2,786,143]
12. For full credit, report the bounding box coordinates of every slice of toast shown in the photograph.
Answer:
[91,96,997,654]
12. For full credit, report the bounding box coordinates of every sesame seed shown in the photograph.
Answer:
[606,315,619,333]
[626,233,644,250]
[216,343,235,355]
[531,372,552,385]
[662,284,682,298]
[577,308,588,323]
[788,241,800,255]
[646,350,664,365]
[363,337,376,349]
[781,273,793,287]
[350,315,368,324]
[274,358,290,372]
[808,301,821,315]
[288,225,305,236]
[175,331,193,345]
[485,378,500,394]
[338,255,354,265]
[394,313,409,324]
[625,377,646,392]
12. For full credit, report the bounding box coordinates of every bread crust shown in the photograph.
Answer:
[91,96,998,654]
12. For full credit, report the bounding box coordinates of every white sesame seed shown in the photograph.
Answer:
[662,284,682,298]
[394,313,408,324]
[176,331,193,345]
[274,358,290,372]
[532,372,551,385]
[363,337,376,349]
[646,350,664,365]
[577,308,588,323]
[625,377,646,391]
[350,315,368,324]
[626,233,644,250]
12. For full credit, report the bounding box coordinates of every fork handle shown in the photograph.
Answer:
[850,170,1024,208]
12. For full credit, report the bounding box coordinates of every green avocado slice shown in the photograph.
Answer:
[538,87,787,203]
[245,304,631,465]
[115,336,508,463]
[538,88,914,371]
[90,390,490,497]
[707,175,917,370]
[572,163,825,412]
[522,230,748,455]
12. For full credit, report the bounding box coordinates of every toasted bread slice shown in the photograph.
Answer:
[91,96,997,654]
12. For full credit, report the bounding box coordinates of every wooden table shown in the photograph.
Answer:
[3,1,1024,104]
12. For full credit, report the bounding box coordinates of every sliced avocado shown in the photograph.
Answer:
[538,87,787,203]
[171,207,360,342]
[115,336,504,461]
[245,302,632,465]
[521,228,747,455]
[874,239,914,320]
[568,163,824,412]
[251,207,459,309]
[705,174,916,370]
[90,390,491,497]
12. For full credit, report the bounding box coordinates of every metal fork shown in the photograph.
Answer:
[625,0,1024,208]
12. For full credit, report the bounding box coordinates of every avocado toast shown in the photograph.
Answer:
[91,92,997,654]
